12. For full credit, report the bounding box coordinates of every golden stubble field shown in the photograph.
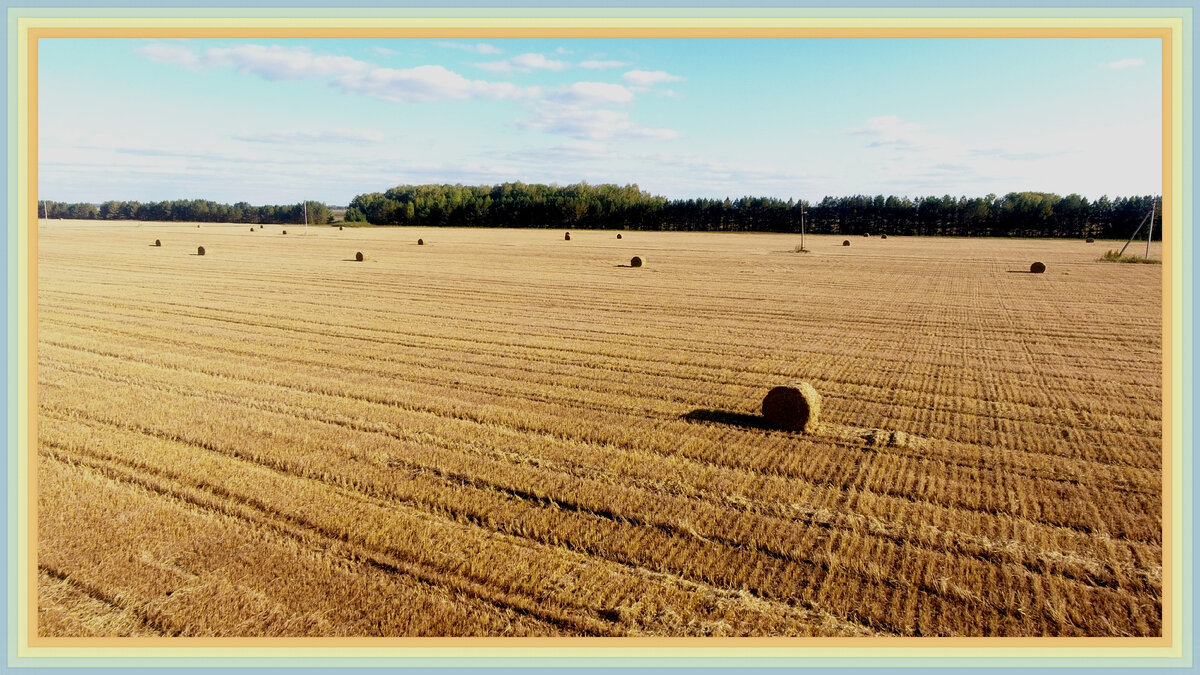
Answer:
[35,220,1163,638]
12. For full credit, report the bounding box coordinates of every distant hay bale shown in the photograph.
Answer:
[617,233,622,239]
[418,238,424,245]
[1030,261,1046,273]
[630,256,643,267]
[197,246,205,256]
[154,239,161,247]
[355,251,364,262]
[339,226,344,231]
[250,227,254,231]
[881,234,888,239]
[842,240,851,247]
[196,225,200,228]
[565,232,571,241]
[282,230,287,235]
[762,381,822,432]
[1086,237,1094,243]
[863,233,870,237]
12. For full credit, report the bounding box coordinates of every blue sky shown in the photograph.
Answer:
[38,37,1161,205]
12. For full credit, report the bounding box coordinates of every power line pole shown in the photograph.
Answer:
[799,204,808,252]
[1145,197,1156,260]
[303,201,308,236]
[1118,205,1154,257]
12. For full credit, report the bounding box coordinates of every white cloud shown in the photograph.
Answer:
[515,103,680,141]
[435,41,502,55]
[234,129,385,144]
[622,69,684,88]
[137,43,540,105]
[580,59,629,70]
[137,42,203,69]
[849,115,946,151]
[1102,58,1145,70]
[204,44,369,80]
[476,53,568,74]
[551,82,634,105]
[138,42,369,80]
[335,65,541,103]
[368,46,398,57]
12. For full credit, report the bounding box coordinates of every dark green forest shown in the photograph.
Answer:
[38,199,332,226]
[42,184,1161,239]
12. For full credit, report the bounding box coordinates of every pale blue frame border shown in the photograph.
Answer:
[2,2,1193,672]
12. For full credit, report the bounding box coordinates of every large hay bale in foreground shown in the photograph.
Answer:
[1030,261,1046,273]
[842,240,851,247]
[762,381,822,432]
[154,239,161,247]
[355,251,364,262]
[564,232,571,241]
[197,246,205,256]
[630,256,643,267]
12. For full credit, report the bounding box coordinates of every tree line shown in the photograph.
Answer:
[346,183,1160,239]
[40,185,1161,239]
[38,199,332,226]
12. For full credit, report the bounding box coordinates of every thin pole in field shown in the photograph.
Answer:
[303,201,308,236]
[800,206,807,251]
[1145,198,1155,260]
[1118,207,1153,256]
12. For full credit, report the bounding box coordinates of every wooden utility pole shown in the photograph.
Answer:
[800,206,807,252]
[1145,198,1156,260]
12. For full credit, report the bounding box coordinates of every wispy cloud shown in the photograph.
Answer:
[435,41,502,55]
[1102,58,1145,70]
[234,129,386,144]
[138,42,538,105]
[336,65,541,103]
[580,59,629,70]
[849,115,944,151]
[475,53,568,74]
[550,82,634,105]
[622,69,684,88]
[138,43,370,80]
[137,43,204,70]
[514,103,680,142]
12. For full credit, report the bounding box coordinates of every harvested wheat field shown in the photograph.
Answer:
[36,220,1163,638]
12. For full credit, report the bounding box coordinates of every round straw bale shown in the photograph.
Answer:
[842,240,851,247]
[282,230,287,235]
[616,233,622,239]
[197,246,205,256]
[250,227,254,231]
[355,251,364,262]
[339,226,344,231]
[196,224,200,228]
[154,239,161,247]
[762,381,822,432]
[630,256,643,267]
[863,232,870,237]
[1030,261,1046,273]
[1085,237,1094,243]
[417,238,424,245]
[565,232,571,241]
[881,234,888,239]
